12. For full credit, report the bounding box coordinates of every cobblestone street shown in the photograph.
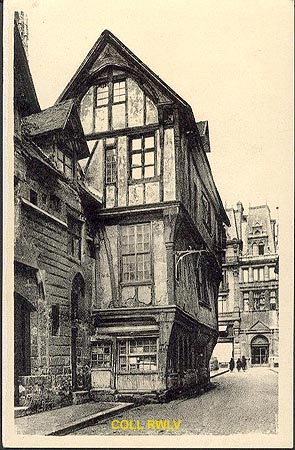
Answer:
[73,368,278,435]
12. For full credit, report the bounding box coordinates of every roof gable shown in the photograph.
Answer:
[56,30,193,114]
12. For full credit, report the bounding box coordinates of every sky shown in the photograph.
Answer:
[8,0,294,218]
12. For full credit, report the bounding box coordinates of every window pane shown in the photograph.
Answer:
[132,168,142,179]
[144,136,154,149]
[144,166,155,178]
[132,138,142,151]
[144,151,154,165]
[131,153,141,166]
[113,81,126,103]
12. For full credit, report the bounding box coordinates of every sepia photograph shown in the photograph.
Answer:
[2,0,293,448]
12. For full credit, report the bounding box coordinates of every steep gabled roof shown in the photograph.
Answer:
[14,21,40,115]
[22,99,75,136]
[22,99,89,159]
[56,29,194,119]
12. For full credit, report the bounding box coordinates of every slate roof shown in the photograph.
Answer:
[22,99,75,136]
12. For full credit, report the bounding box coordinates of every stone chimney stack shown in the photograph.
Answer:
[15,11,29,58]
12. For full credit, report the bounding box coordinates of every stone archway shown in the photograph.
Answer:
[251,335,269,366]
[71,273,85,391]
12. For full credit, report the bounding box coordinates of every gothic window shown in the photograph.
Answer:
[258,243,264,255]
[130,135,156,180]
[121,223,151,282]
[252,243,259,256]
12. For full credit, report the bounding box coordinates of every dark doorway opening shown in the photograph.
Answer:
[71,273,85,391]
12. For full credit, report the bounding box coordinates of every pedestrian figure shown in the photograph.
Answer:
[229,357,235,372]
[236,358,242,372]
[241,355,247,371]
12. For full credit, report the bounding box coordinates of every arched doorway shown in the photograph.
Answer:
[71,273,85,390]
[251,335,269,366]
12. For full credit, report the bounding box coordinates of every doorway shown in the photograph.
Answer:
[251,335,269,366]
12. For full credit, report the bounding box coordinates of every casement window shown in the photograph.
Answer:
[118,338,157,372]
[51,305,60,336]
[121,224,151,282]
[96,83,109,107]
[91,343,112,368]
[55,147,73,178]
[67,215,82,260]
[202,193,211,233]
[113,81,126,104]
[130,135,156,180]
[94,78,127,131]
[105,146,117,184]
[243,292,249,311]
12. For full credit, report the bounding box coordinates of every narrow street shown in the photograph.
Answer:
[73,368,278,435]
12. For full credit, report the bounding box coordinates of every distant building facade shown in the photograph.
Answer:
[213,202,279,368]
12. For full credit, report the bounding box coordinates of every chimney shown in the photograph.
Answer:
[15,11,29,58]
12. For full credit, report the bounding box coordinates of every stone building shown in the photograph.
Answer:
[56,29,229,399]
[213,202,279,368]
[14,20,102,409]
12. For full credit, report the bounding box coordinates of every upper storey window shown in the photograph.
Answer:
[130,135,156,180]
[55,147,73,178]
[202,193,212,233]
[96,83,109,107]
[113,81,126,103]
[80,74,158,135]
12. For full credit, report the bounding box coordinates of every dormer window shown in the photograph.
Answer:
[55,147,74,178]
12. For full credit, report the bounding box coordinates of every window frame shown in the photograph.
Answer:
[67,215,82,260]
[120,223,152,284]
[129,134,157,181]
[117,337,158,374]
[105,144,117,185]
[91,342,112,369]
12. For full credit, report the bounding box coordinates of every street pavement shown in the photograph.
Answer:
[73,368,278,435]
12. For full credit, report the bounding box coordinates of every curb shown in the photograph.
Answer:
[210,369,229,379]
[47,402,134,436]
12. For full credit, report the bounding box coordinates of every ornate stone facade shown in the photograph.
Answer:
[213,202,279,367]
